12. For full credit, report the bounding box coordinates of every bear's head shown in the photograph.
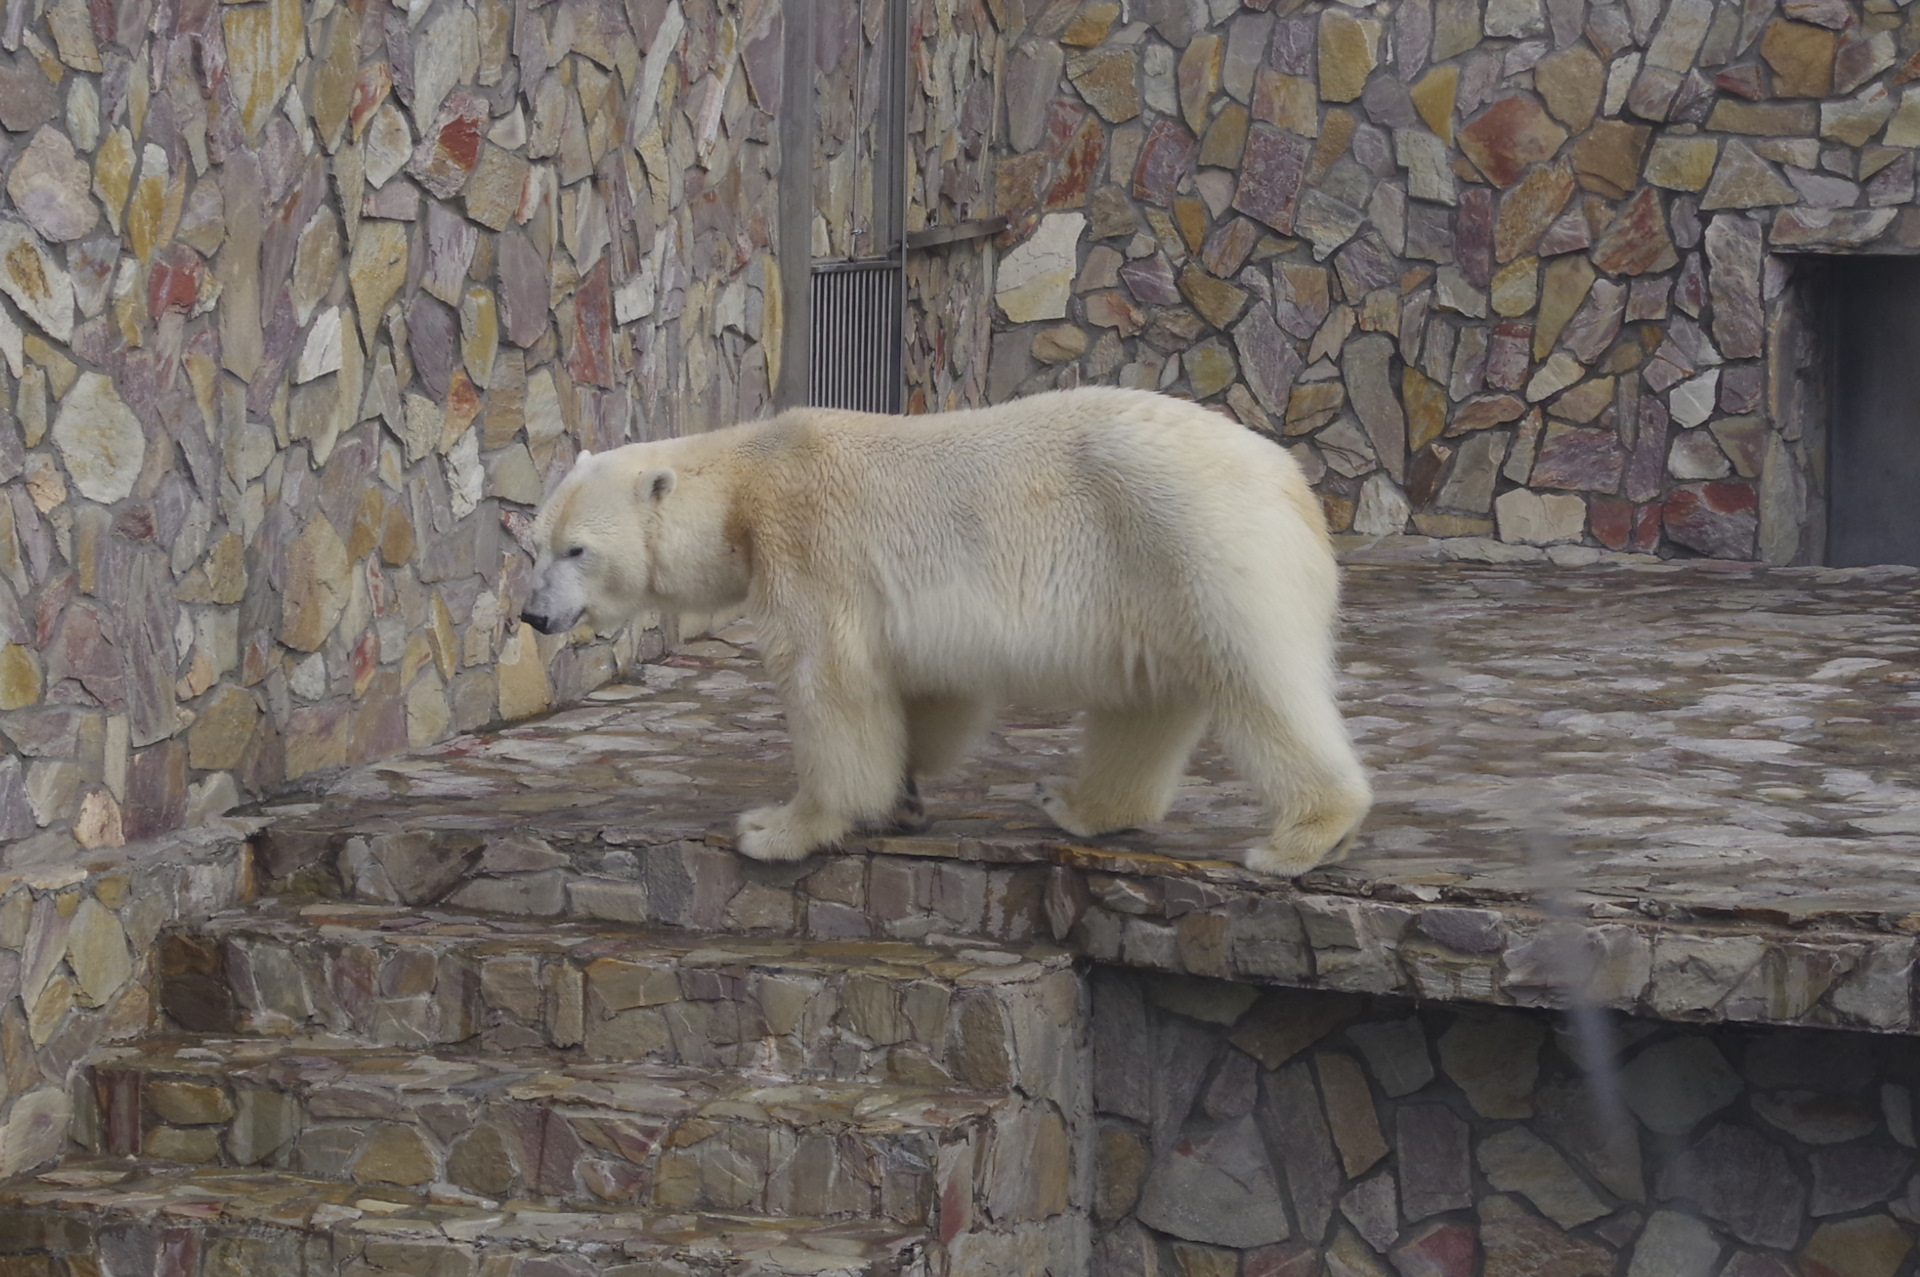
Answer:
[521,448,678,635]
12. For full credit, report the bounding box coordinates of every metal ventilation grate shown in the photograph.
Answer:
[810,260,903,414]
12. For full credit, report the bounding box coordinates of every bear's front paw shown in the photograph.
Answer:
[1036,779,1100,839]
[736,804,829,862]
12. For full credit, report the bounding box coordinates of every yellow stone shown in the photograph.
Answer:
[1404,367,1448,452]
[1801,1215,1912,1277]
[92,128,132,234]
[350,221,410,347]
[0,643,40,709]
[497,622,553,720]
[1411,66,1459,145]
[1644,136,1719,191]
[1063,2,1119,46]
[126,143,167,263]
[1491,258,1539,317]
[1252,71,1320,136]
[223,0,303,140]
[1762,18,1836,97]
[1317,10,1380,103]
[460,286,498,388]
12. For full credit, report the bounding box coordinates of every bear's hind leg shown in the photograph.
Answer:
[737,686,909,862]
[1213,680,1372,878]
[1039,702,1209,838]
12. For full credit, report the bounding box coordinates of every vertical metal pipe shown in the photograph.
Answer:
[776,0,814,411]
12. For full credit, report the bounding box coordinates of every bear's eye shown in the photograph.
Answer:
[565,545,586,558]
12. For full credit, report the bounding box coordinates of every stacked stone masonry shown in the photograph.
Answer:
[964,0,1920,562]
[0,563,1908,1273]
[0,0,789,858]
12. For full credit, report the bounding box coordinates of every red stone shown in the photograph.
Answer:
[1630,502,1663,552]
[147,246,201,318]
[1133,118,1198,206]
[1533,423,1627,492]
[1591,187,1679,275]
[1046,110,1106,210]
[410,90,490,199]
[350,62,393,140]
[1714,65,1767,99]
[568,256,615,388]
[1245,1243,1321,1277]
[1458,186,1496,287]
[1664,481,1758,558]
[1393,1222,1480,1277]
[1460,95,1569,187]
[1485,322,1532,391]
[1591,496,1633,549]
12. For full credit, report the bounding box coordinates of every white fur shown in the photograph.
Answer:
[523,387,1372,877]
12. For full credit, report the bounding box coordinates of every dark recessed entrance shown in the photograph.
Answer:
[1828,256,1920,568]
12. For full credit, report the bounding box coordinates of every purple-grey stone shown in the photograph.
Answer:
[0,52,57,132]
[1336,233,1400,298]
[1656,1124,1804,1247]
[1624,396,1671,501]
[1271,17,1317,74]
[1809,1146,1912,1216]
[1531,423,1627,493]
[1233,124,1312,234]
[1137,1115,1291,1248]
[1704,214,1763,360]
[1397,1105,1472,1221]
[1363,76,1420,128]
[1261,1062,1341,1244]
[1406,203,1457,264]
[1559,279,1627,363]
[1233,304,1304,415]
[498,229,550,349]
[1133,119,1197,206]
[1457,187,1495,287]
[1397,0,1434,79]
[1119,254,1182,306]
[1720,365,1763,414]
[1005,39,1066,154]
[409,294,460,399]
[1346,334,1408,483]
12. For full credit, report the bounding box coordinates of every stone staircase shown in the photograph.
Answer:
[0,860,1087,1274]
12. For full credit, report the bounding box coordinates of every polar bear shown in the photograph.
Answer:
[521,386,1371,877]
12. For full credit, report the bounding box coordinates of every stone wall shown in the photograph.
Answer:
[1090,971,1920,1277]
[0,0,787,857]
[970,0,1920,562]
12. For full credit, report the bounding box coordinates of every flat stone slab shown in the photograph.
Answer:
[253,561,1920,1033]
[0,1160,930,1275]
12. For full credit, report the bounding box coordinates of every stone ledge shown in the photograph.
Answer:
[250,561,1920,1036]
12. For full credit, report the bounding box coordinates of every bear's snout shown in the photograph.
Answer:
[521,608,559,634]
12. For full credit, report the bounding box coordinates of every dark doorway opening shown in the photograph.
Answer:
[1827,256,1920,568]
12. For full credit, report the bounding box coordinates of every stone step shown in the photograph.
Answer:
[0,1160,929,1275]
[156,902,1084,1107]
[82,1038,1009,1226]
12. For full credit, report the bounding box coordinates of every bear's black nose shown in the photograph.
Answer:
[521,610,551,634]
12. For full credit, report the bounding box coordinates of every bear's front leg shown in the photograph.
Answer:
[734,669,909,863]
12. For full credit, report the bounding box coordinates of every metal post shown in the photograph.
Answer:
[776,0,814,411]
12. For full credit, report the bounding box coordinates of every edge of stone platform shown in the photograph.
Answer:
[0,818,257,1179]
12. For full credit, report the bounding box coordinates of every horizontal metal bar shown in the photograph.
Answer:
[905,216,1010,251]
[813,254,905,274]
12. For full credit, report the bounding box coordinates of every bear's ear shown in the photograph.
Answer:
[639,467,676,503]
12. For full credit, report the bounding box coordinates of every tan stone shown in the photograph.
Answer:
[352,1124,437,1186]
[1535,48,1604,133]
[291,210,341,327]
[1571,120,1651,198]
[1644,137,1719,191]
[1316,1051,1388,1176]
[52,372,142,503]
[1068,50,1142,124]
[9,126,95,242]
[1251,71,1319,136]
[146,1080,234,1127]
[1179,35,1222,134]
[1823,84,1897,147]
[461,286,499,388]
[1032,325,1090,363]
[1762,19,1837,97]
[1063,3,1120,46]
[1883,88,1920,147]
[1702,139,1800,209]
[73,790,122,850]
[223,0,302,139]
[1706,99,1819,135]
[281,516,352,653]
[0,223,72,342]
[1318,10,1381,103]
[0,644,40,710]
[144,1126,221,1163]
[1411,66,1459,145]
[1492,258,1539,316]
[1535,256,1596,359]
[188,685,259,771]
